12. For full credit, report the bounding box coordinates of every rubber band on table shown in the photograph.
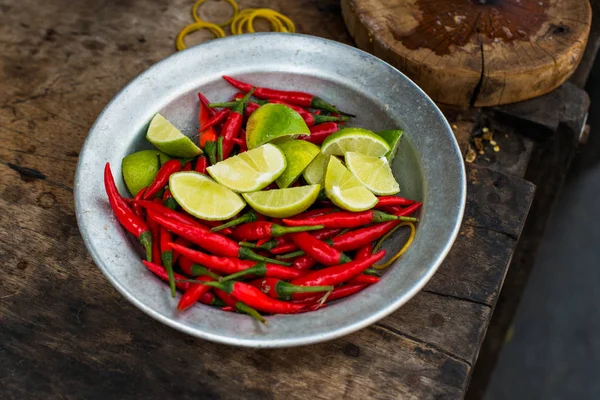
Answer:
[176,21,226,51]
[372,222,416,270]
[231,8,295,35]
[192,0,239,28]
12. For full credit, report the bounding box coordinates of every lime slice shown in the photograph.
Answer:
[303,152,329,185]
[206,144,286,192]
[146,113,202,158]
[324,156,377,211]
[246,104,310,150]
[121,150,171,196]
[345,152,400,195]
[377,129,403,162]
[275,140,320,188]
[169,172,245,220]
[321,127,390,158]
[242,185,321,218]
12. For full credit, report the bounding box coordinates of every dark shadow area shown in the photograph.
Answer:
[485,61,600,400]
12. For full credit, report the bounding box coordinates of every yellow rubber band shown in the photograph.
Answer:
[372,222,416,270]
[230,8,295,35]
[192,0,239,28]
[176,21,226,51]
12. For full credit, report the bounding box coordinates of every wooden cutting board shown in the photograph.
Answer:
[341,0,592,107]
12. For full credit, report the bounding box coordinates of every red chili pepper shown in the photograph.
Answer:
[329,221,401,252]
[213,288,266,323]
[293,284,368,306]
[289,207,337,220]
[104,163,153,261]
[270,228,342,255]
[203,280,307,314]
[282,209,417,229]
[348,274,380,285]
[197,93,218,148]
[178,275,215,311]
[132,187,146,218]
[355,243,373,261]
[219,261,304,281]
[298,122,340,144]
[170,242,292,275]
[220,88,255,160]
[231,221,324,241]
[222,76,354,116]
[291,250,385,287]
[198,291,225,307]
[195,155,208,174]
[289,232,351,266]
[171,236,193,266]
[147,201,163,267]
[292,254,318,270]
[182,161,193,171]
[143,159,182,200]
[252,277,333,300]
[211,210,258,232]
[376,196,416,208]
[136,200,202,227]
[198,108,230,134]
[143,260,191,291]
[239,129,248,153]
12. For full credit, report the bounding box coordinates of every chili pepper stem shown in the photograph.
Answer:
[238,247,291,266]
[205,141,217,165]
[272,224,324,236]
[277,250,304,260]
[190,264,221,280]
[310,97,355,118]
[239,241,259,249]
[211,211,257,232]
[139,231,153,262]
[217,137,224,162]
[235,302,266,324]
[221,264,266,282]
[161,251,177,298]
[276,281,334,297]
[363,268,381,276]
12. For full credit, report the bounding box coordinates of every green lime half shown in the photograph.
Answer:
[242,185,321,218]
[245,104,310,150]
[321,127,390,158]
[275,140,320,188]
[207,144,287,193]
[146,113,202,158]
[121,150,171,196]
[345,151,400,195]
[169,172,245,221]
[377,129,403,162]
[324,156,377,211]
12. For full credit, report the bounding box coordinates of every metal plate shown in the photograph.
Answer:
[74,33,466,348]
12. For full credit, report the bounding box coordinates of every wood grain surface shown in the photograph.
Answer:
[341,0,592,107]
[0,0,535,398]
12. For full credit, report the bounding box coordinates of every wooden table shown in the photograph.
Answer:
[0,0,591,398]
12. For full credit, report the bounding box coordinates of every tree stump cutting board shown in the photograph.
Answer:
[341,0,592,107]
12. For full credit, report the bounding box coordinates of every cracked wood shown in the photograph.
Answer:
[341,0,592,106]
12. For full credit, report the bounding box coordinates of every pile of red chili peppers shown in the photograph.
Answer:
[104,76,421,323]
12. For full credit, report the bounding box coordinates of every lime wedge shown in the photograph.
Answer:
[206,144,286,192]
[377,129,403,162]
[121,150,171,196]
[324,156,377,211]
[275,140,320,188]
[345,152,400,195]
[321,127,390,158]
[169,172,245,220]
[146,113,202,158]
[303,152,329,185]
[242,185,321,218]
[246,104,310,150]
